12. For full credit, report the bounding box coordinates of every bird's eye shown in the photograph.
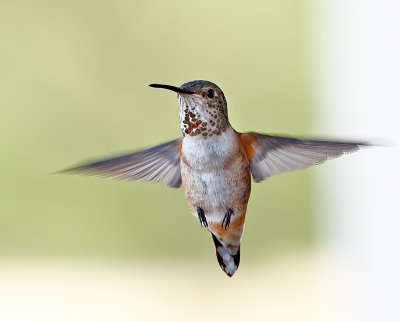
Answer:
[206,89,215,99]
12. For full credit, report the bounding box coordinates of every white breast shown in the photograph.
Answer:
[181,128,237,170]
[181,128,248,223]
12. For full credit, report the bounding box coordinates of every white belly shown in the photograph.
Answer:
[180,129,250,223]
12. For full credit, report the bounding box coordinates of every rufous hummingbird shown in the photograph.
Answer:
[65,80,369,277]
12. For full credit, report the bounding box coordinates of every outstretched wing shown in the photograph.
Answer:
[241,133,369,182]
[62,138,183,188]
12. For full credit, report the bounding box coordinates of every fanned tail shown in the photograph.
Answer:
[211,234,240,277]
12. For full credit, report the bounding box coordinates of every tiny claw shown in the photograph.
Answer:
[222,208,233,230]
[197,207,208,227]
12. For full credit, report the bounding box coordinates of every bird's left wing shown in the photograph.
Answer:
[62,138,183,188]
[241,132,369,182]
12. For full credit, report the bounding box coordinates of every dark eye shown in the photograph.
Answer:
[206,89,215,99]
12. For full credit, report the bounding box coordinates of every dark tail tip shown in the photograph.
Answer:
[211,234,240,277]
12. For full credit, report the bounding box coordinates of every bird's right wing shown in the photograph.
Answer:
[62,138,183,188]
[241,132,369,182]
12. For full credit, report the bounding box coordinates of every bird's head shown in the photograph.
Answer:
[149,80,229,138]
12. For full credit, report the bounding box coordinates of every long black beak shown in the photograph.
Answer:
[149,84,194,94]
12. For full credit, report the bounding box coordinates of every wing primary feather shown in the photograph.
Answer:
[241,132,370,182]
[60,138,183,188]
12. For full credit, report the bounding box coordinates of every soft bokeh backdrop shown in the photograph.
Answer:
[0,0,312,258]
[2,1,398,322]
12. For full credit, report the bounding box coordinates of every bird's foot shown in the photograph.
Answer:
[222,208,233,230]
[197,207,208,227]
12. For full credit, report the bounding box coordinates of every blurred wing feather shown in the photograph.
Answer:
[241,133,369,182]
[63,138,183,188]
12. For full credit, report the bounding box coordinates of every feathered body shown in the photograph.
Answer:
[177,81,253,275]
[65,80,369,277]
[181,128,251,275]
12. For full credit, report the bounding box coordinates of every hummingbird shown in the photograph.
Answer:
[64,80,369,277]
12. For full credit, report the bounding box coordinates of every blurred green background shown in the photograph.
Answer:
[0,0,312,259]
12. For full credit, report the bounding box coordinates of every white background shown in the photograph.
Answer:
[310,1,400,321]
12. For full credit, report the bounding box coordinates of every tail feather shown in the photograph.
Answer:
[211,234,240,277]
